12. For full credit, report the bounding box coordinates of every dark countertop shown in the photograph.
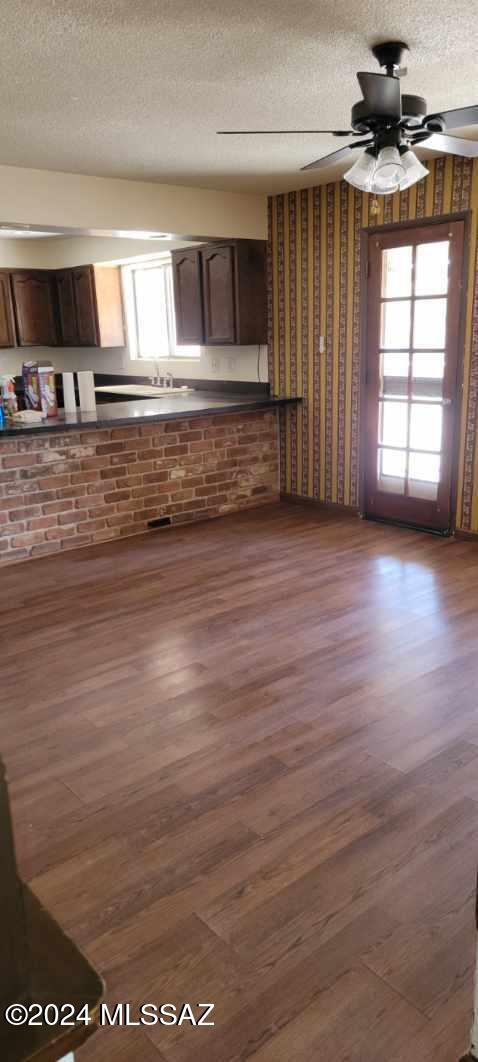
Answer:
[0,391,300,437]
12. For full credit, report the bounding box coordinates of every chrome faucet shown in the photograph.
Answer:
[151,360,163,387]
[165,372,174,388]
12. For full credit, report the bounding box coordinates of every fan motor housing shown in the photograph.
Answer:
[351,93,427,133]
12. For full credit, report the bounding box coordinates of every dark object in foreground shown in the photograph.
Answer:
[0,757,103,1061]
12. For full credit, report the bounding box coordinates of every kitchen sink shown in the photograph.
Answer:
[95,384,194,398]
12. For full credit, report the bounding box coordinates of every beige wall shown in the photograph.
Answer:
[0,235,195,270]
[0,164,267,239]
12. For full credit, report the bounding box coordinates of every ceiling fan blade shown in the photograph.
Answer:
[418,132,478,157]
[425,104,478,131]
[357,71,401,119]
[301,144,356,172]
[217,129,353,136]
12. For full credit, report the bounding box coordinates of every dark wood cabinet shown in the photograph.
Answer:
[56,269,78,346]
[55,265,125,348]
[0,271,15,348]
[11,271,57,347]
[201,244,236,344]
[172,239,266,347]
[172,249,204,344]
[72,266,99,346]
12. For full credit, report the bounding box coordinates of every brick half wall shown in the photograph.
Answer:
[0,410,279,565]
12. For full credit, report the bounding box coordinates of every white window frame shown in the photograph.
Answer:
[122,254,200,361]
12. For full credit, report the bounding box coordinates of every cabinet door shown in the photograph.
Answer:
[172,249,204,344]
[11,272,57,346]
[0,273,14,348]
[56,270,79,345]
[72,267,99,346]
[201,244,236,344]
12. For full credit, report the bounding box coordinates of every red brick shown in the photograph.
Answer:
[190,440,214,453]
[96,441,124,455]
[106,513,133,528]
[11,531,45,548]
[79,430,109,444]
[70,471,101,485]
[43,499,74,515]
[77,518,107,533]
[100,465,127,480]
[45,526,76,541]
[38,474,70,491]
[164,444,188,457]
[9,505,42,521]
[27,515,58,531]
[58,510,85,526]
[4,453,40,470]
[31,542,61,557]
[104,490,130,503]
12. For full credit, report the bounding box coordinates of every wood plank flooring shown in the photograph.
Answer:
[2,502,478,1061]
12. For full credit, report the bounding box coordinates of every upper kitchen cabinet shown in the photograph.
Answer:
[172,249,204,345]
[11,271,58,347]
[0,271,15,348]
[172,240,267,346]
[56,265,125,348]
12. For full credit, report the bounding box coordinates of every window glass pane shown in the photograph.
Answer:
[381,301,411,349]
[412,352,445,400]
[380,401,408,447]
[413,298,447,349]
[409,403,443,452]
[134,266,169,357]
[415,241,449,296]
[380,352,409,397]
[409,451,441,484]
[382,246,413,298]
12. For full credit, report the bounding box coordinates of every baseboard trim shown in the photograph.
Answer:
[454,528,478,542]
[280,492,360,515]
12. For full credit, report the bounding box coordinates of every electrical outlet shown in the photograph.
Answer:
[228,357,236,372]
[211,356,221,374]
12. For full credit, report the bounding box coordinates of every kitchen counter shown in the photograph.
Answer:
[0,394,297,565]
[1,390,299,436]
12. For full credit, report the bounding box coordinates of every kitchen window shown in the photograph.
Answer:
[122,255,200,359]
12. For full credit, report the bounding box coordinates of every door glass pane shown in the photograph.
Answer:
[381,301,411,348]
[412,351,445,400]
[381,352,409,397]
[409,403,443,452]
[409,451,441,483]
[378,448,406,494]
[380,401,408,447]
[415,241,449,296]
[382,246,413,298]
[413,298,447,348]
[380,448,407,477]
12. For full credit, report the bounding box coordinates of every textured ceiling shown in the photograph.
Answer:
[0,0,477,193]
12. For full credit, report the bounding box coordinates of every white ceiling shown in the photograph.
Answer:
[0,0,477,193]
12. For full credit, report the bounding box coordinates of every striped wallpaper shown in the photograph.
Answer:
[268,155,478,531]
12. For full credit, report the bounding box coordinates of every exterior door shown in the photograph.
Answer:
[363,219,465,532]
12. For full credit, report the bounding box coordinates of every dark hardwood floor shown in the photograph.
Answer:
[2,502,478,1061]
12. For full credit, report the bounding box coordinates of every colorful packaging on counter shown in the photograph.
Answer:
[0,376,18,417]
[22,361,58,418]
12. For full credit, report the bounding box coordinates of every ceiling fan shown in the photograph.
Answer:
[218,41,478,194]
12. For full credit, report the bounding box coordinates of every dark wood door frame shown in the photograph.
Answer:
[358,211,471,533]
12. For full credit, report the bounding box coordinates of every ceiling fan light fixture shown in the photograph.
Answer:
[398,148,429,189]
[343,148,377,192]
[371,145,406,193]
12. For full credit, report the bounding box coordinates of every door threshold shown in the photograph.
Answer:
[363,513,452,537]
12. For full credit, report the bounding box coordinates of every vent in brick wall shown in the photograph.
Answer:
[147,516,172,529]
